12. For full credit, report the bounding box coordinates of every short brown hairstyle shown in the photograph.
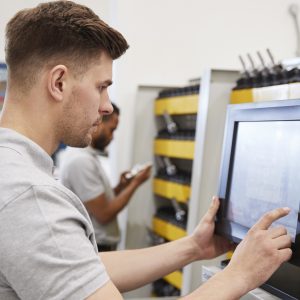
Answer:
[5,0,129,91]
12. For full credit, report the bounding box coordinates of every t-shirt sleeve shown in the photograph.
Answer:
[64,155,106,202]
[0,185,110,300]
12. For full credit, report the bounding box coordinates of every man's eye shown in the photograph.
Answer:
[98,86,107,92]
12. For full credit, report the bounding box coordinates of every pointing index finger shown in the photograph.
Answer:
[251,207,291,231]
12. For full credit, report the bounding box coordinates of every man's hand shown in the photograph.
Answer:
[131,165,151,186]
[114,166,151,198]
[181,202,292,300]
[225,207,292,294]
[189,197,234,260]
[119,171,132,187]
[114,171,132,194]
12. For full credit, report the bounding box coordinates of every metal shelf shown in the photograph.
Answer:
[154,139,194,159]
[153,178,190,203]
[155,94,198,115]
[152,217,186,241]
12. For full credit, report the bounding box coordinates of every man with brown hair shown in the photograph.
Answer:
[0,1,292,300]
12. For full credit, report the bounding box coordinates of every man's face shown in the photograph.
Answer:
[60,51,113,147]
[92,113,119,151]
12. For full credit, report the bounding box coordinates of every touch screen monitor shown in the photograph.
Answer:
[216,100,300,299]
[216,100,300,257]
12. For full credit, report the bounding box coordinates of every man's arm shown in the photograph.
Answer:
[85,166,151,224]
[99,198,291,298]
[85,180,141,224]
[100,234,203,292]
[99,197,231,291]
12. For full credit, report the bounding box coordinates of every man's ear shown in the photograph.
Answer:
[47,65,68,102]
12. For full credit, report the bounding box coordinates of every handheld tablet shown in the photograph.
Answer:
[125,162,152,180]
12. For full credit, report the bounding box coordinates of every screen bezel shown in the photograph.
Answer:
[216,99,300,263]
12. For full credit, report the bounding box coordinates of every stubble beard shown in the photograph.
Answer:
[59,122,92,148]
[60,91,94,148]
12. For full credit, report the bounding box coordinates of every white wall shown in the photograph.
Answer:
[112,0,300,176]
[2,0,300,172]
[2,0,300,171]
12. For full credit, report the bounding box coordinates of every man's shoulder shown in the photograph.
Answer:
[60,147,95,167]
[59,147,100,180]
[0,157,75,211]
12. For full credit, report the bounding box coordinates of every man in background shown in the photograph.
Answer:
[60,102,151,251]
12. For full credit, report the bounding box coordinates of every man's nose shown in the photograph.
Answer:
[99,96,113,115]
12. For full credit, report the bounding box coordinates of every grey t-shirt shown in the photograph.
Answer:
[60,147,120,245]
[0,128,109,300]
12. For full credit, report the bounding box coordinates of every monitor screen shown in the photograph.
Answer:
[229,121,300,242]
[216,100,300,249]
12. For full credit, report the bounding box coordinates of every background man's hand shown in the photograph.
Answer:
[225,207,292,293]
[120,171,132,186]
[114,171,132,192]
[114,166,151,195]
[132,165,151,186]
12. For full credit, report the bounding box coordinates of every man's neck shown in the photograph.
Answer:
[91,145,108,157]
[0,99,59,155]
